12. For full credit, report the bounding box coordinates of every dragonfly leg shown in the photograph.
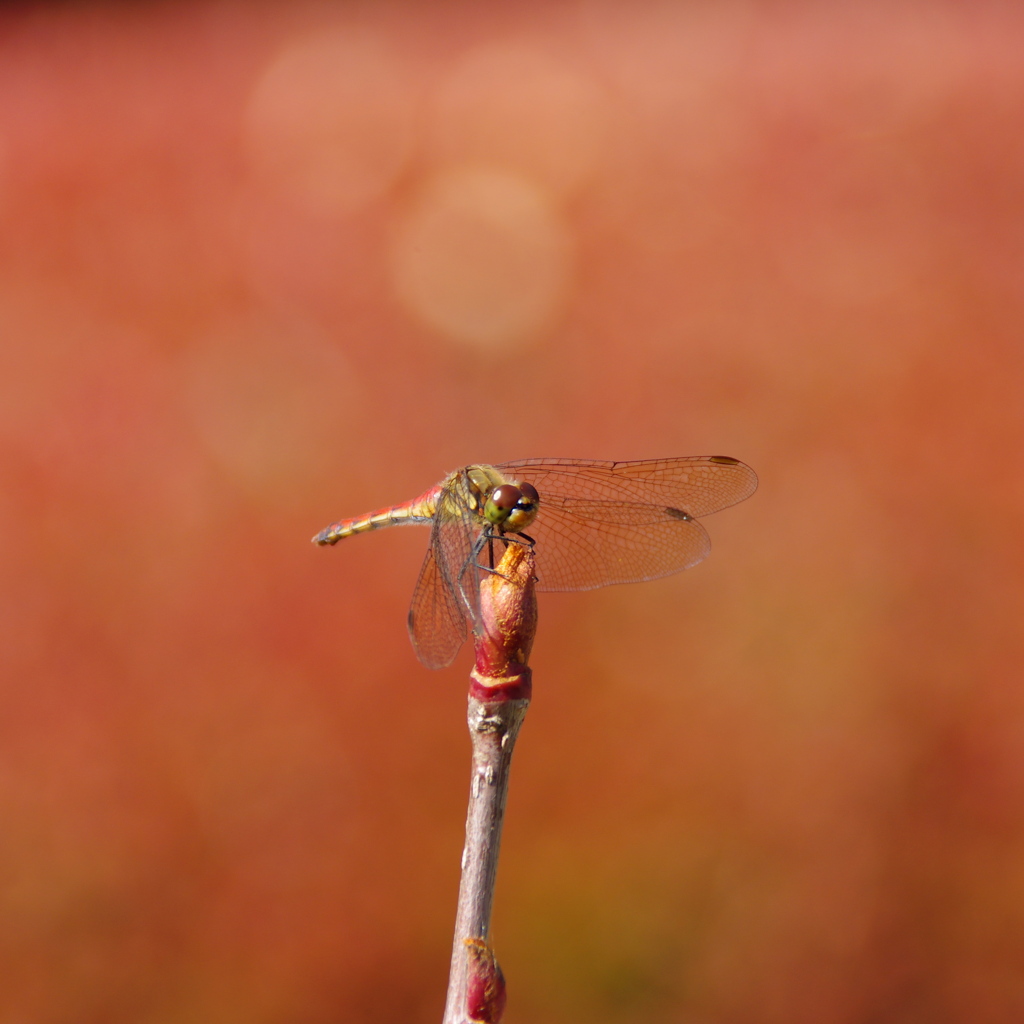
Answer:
[476,565,509,579]
[469,528,520,581]
[472,533,534,579]
[490,532,534,551]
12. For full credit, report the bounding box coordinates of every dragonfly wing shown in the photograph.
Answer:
[498,457,757,517]
[408,542,468,670]
[496,457,756,591]
[429,470,486,634]
[520,497,712,591]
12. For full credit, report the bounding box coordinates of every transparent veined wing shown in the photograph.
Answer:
[428,468,490,638]
[495,456,757,591]
[407,543,467,670]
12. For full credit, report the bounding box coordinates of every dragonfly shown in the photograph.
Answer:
[313,457,757,670]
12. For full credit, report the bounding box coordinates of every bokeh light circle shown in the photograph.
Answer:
[391,166,573,352]
[244,28,416,216]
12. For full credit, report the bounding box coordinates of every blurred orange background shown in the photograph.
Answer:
[3,2,1024,1021]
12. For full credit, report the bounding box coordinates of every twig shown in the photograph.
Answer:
[441,542,536,1024]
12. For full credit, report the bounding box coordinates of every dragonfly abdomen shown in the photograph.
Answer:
[312,496,436,546]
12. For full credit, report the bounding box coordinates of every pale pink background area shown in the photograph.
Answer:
[2,2,1023,1022]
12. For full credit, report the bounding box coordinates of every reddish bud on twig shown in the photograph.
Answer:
[464,937,507,1023]
[470,543,536,702]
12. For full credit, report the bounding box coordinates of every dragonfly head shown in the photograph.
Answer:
[484,481,539,533]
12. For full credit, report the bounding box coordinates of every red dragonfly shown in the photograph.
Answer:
[313,457,757,669]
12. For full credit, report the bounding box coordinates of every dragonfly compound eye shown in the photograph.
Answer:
[484,484,523,525]
[518,482,539,506]
[504,480,539,533]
